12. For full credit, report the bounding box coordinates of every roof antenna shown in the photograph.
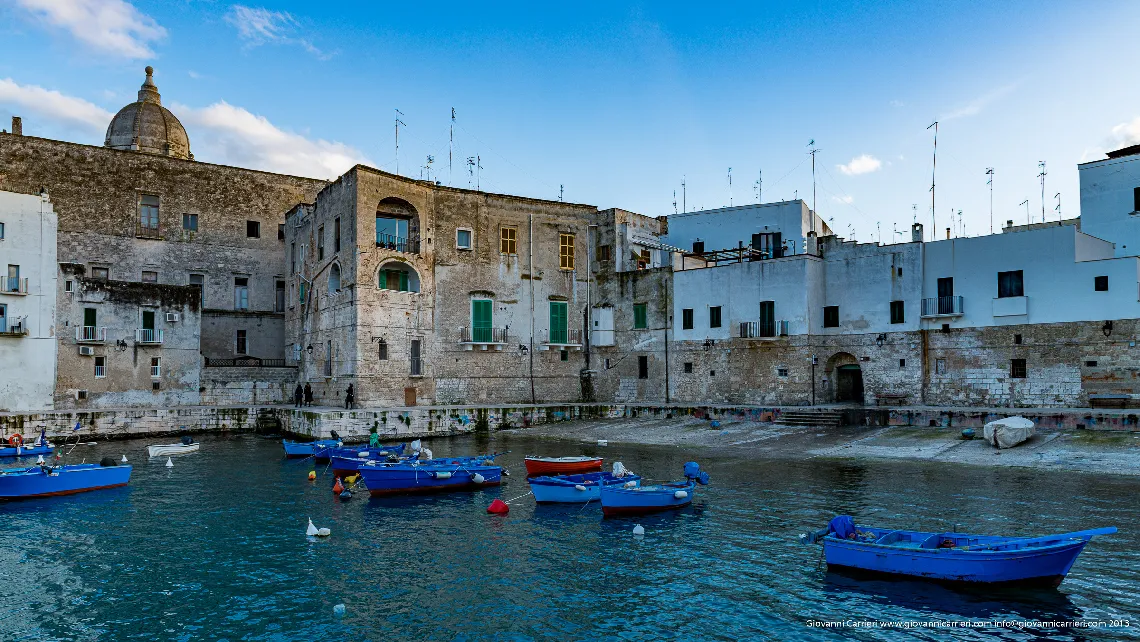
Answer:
[808,140,819,234]
[985,168,995,234]
[1055,192,1062,223]
[727,167,733,206]
[673,190,678,214]
[681,176,686,213]
[1020,199,1030,226]
[1037,161,1047,223]
[559,184,564,202]
[927,121,938,241]
[449,107,455,186]
[912,203,917,223]
[754,169,762,203]
[395,109,406,175]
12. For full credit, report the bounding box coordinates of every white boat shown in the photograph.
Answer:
[982,416,1035,449]
[147,443,200,457]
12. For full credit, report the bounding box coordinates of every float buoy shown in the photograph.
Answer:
[597,439,608,447]
[332,479,344,494]
[632,524,645,536]
[8,434,23,447]
[673,490,688,499]
[472,473,485,484]
[306,518,332,537]
[307,470,316,481]
[339,490,352,501]
[487,499,509,514]
[574,484,587,492]
[333,604,346,616]
[165,457,174,468]
[36,455,44,464]
[121,455,128,463]
[344,474,359,485]
[624,481,637,488]
[433,471,452,480]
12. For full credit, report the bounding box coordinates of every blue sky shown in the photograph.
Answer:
[2,1,1139,243]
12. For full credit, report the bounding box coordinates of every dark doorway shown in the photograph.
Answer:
[404,387,417,407]
[836,364,864,403]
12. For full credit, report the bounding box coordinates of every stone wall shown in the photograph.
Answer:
[200,366,298,406]
[0,406,270,441]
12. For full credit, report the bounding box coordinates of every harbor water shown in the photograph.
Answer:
[1,432,1138,641]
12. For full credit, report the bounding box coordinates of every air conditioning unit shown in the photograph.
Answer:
[76,389,88,400]
[78,346,95,356]
[166,312,180,323]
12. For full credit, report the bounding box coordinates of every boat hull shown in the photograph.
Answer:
[359,463,502,496]
[529,472,641,503]
[600,481,694,516]
[524,457,603,476]
[328,446,405,476]
[0,444,53,458]
[282,439,338,458]
[147,443,199,458]
[0,464,132,499]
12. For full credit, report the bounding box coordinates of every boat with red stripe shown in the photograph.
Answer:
[524,456,603,476]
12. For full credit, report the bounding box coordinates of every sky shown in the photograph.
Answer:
[2,0,1140,244]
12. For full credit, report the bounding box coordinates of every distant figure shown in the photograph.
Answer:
[294,384,303,408]
[345,384,355,410]
[369,430,380,448]
[304,383,313,407]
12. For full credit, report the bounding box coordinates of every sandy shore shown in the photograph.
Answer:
[503,416,1140,476]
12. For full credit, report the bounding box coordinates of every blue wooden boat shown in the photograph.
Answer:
[0,462,132,499]
[282,439,339,458]
[328,444,407,476]
[529,471,641,503]
[0,442,53,458]
[599,462,709,517]
[357,461,502,496]
[803,515,1117,587]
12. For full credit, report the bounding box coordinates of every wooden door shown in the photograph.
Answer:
[404,387,417,407]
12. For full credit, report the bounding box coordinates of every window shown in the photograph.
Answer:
[84,307,97,334]
[0,303,6,332]
[899,359,906,368]
[139,194,159,229]
[890,300,905,324]
[692,240,704,254]
[183,213,197,231]
[65,280,74,293]
[897,267,903,277]
[275,280,286,312]
[1085,360,1098,367]
[235,330,248,355]
[682,308,694,330]
[410,339,422,376]
[5,265,18,293]
[456,228,472,250]
[1094,276,1108,292]
[559,233,575,270]
[334,218,341,253]
[500,227,517,255]
[472,299,493,342]
[377,339,388,361]
[278,223,286,241]
[759,301,775,337]
[684,362,693,373]
[91,267,109,281]
[150,357,160,378]
[633,303,647,329]
[378,264,419,292]
[141,271,158,283]
[823,305,839,328]
[0,222,5,239]
[560,349,568,362]
[997,270,1024,298]
[234,277,249,310]
[709,306,722,328]
[325,340,333,377]
[935,358,946,375]
[636,249,651,270]
[710,370,716,377]
[777,367,789,377]
[94,356,106,378]
[246,221,260,238]
[1014,334,1022,344]
[1134,187,1140,213]
[329,264,341,292]
[597,244,611,262]
[290,243,296,275]
[317,226,325,260]
[752,232,783,258]
[638,355,648,379]
[1011,358,1027,379]
[377,217,411,250]
[189,274,204,305]
[549,301,568,344]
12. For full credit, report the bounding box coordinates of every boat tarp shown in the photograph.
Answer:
[983,416,1035,449]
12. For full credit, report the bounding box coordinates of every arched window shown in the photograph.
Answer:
[378,262,420,293]
[376,197,420,254]
[328,263,341,292]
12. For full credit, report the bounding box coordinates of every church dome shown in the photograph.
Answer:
[104,66,192,160]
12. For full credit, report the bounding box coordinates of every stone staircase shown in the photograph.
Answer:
[775,410,844,427]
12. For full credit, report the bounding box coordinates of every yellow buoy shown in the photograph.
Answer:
[307,470,316,481]
[344,474,359,485]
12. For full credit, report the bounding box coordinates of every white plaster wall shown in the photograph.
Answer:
[0,191,57,410]
[820,240,924,335]
[1078,154,1140,257]
[662,201,825,254]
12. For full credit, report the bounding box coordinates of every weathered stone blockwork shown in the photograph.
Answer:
[200,366,297,406]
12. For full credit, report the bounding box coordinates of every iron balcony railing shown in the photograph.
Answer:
[410,357,423,376]
[136,223,162,239]
[1,277,28,294]
[739,320,788,338]
[544,328,582,345]
[77,326,106,342]
[135,328,164,344]
[204,356,290,368]
[151,364,161,378]
[921,296,965,317]
[94,364,106,378]
[0,316,28,335]
[460,326,508,344]
[376,233,421,254]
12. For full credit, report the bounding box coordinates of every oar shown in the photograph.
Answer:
[970,527,1118,551]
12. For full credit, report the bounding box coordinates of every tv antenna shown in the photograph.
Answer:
[673,190,678,214]
[754,169,762,203]
[681,176,686,213]
[728,167,733,206]
[559,184,564,202]
[1037,161,1047,223]
[912,204,918,224]
[395,109,406,175]
[421,155,434,181]
[1020,199,1030,226]
[466,156,482,190]
[449,107,455,186]
[808,140,819,232]
[985,168,994,234]
[1055,192,1061,222]
[927,121,938,241]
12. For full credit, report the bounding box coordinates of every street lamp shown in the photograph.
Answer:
[306,344,314,355]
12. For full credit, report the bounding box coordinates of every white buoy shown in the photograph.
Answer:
[121,454,128,463]
[317,527,331,537]
[306,518,319,536]
[574,484,587,492]
[15,446,21,455]
[36,455,44,464]
[624,481,637,488]
[597,439,608,447]
[333,604,346,616]
[673,490,688,499]
[472,473,486,484]
[165,457,173,468]
[632,524,645,536]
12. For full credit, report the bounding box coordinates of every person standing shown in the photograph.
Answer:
[344,384,355,410]
[304,383,313,407]
[294,383,303,408]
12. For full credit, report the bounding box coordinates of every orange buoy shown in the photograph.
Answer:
[487,499,509,514]
[307,470,316,481]
[333,479,344,494]
[8,434,23,447]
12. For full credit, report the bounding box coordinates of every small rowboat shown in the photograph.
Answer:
[802,515,1116,587]
[524,456,603,476]
[328,444,406,476]
[599,461,709,517]
[0,461,132,499]
[282,439,339,458]
[0,442,53,458]
[147,442,200,458]
[358,461,502,496]
[529,471,641,503]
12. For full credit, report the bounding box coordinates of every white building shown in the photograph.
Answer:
[1078,144,1140,258]
[0,190,58,410]
[663,200,832,257]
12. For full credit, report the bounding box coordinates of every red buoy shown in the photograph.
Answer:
[487,499,509,514]
[332,479,344,494]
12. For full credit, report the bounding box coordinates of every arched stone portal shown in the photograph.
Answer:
[826,352,864,404]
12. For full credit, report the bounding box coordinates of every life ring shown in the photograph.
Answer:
[8,434,23,447]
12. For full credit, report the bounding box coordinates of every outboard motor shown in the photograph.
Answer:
[683,461,711,485]
[99,456,119,467]
[180,435,193,446]
[330,430,341,441]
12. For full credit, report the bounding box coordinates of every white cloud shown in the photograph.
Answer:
[941,82,1018,121]
[831,195,854,205]
[175,101,372,179]
[837,154,882,176]
[1108,116,1140,148]
[226,5,331,59]
[0,77,113,137]
[14,0,166,59]
[889,100,904,108]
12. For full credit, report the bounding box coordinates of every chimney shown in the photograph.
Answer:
[946,227,951,240]
[911,222,923,243]
[11,116,21,136]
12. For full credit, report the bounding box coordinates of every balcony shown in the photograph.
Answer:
[136,223,162,239]
[135,328,164,345]
[76,326,106,343]
[738,320,789,339]
[460,326,508,350]
[541,328,582,350]
[0,277,28,296]
[375,233,420,254]
[0,316,28,337]
[921,296,965,318]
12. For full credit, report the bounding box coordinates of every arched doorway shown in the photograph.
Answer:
[826,352,864,404]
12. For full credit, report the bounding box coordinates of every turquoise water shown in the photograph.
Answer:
[1,432,1138,641]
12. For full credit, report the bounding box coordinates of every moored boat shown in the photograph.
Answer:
[524,455,603,476]
[147,437,200,458]
[802,515,1116,587]
[327,444,407,476]
[282,439,339,458]
[599,462,709,517]
[358,461,502,496]
[0,442,53,458]
[0,461,132,499]
[530,471,641,503]
[983,416,1035,449]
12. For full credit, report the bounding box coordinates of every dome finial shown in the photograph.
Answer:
[138,66,160,104]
